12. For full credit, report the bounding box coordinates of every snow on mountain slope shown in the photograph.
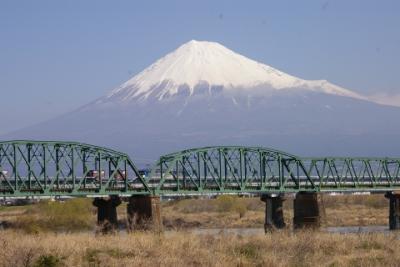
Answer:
[6,40,400,162]
[102,40,365,103]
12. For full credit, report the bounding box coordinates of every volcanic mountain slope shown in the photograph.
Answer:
[5,40,400,164]
[98,40,364,104]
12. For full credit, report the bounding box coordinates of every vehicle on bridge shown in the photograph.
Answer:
[1,140,400,231]
[1,140,400,196]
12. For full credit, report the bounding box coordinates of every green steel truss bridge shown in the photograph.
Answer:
[1,140,400,197]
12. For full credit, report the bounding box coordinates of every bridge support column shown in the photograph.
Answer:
[93,195,121,234]
[385,192,400,230]
[127,195,162,232]
[261,194,286,232]
[293,192,321,229]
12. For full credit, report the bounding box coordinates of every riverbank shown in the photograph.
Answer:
[0,194,396,266]
[0,194,390,232]
[162,194,388,229]
[0,229,399,266]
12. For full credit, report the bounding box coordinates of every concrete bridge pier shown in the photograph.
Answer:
[127,195,162,232]
[261,194,286,232]
[293,192,321,229]
[93,195,121,234]
[385,192,400,230]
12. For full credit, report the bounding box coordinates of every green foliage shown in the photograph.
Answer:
[33,254,63,267]
[16,198,94,233]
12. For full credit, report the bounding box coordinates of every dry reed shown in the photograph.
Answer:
[0,230,399,267]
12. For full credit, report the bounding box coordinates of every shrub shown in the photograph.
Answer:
[233,241,262,260]
[216,195,247,218]
[34,254,63,267]
[233,201,247,218]
[216,195,236,212]
[16,198,94,233]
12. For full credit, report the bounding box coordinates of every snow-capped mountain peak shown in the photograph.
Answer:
[8,41,400,162]
[103,40,365,103]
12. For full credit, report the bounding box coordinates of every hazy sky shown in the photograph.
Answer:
[1,0,399,134]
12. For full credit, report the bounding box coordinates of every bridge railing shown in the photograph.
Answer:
[0,141,150,196]
[149,147,400,194]
[298,157,400,190]
[2,141,400,196]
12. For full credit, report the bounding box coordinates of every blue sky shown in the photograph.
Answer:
[0,0,399,134]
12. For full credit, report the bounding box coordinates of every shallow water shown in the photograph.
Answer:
[189,228,264,235]
[325,225,388,234]
[180,225,390,236]
[0,218,391,235]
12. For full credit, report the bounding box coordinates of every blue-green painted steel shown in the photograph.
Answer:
[1,141,400,197]
[0,140,149,197]
[151,146,400,195]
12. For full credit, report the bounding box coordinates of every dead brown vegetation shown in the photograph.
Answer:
[0,230,399,267]
[162,194,389,229]
[0,194,390,232]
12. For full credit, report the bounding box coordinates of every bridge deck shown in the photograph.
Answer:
[1,141,400,197]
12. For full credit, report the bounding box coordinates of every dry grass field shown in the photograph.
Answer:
[162,194,389,229]
[0,194,395,266]
[0,230,399,267]
[0,194,390,232]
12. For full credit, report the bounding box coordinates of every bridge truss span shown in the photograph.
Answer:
[0,140,150,197]
[150,146,400,194]
[1,141,400,197]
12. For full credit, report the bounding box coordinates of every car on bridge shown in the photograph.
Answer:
[138,169,150,178]
[110,170,127,180]
[86,170,105,180]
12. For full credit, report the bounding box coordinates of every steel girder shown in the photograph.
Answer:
[150,146,400,195]
[2,141,400,197]
[0,140,150,197]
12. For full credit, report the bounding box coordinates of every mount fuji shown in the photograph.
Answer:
[5,40,400,164]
